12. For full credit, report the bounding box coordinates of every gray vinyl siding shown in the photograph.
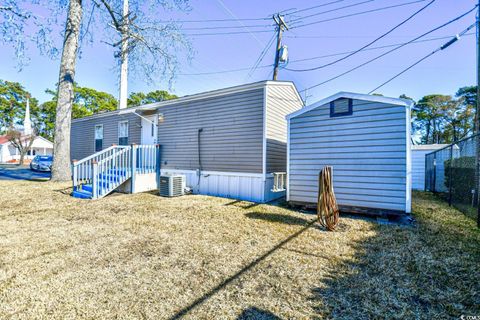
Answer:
[157,88,264,173]
[265,85,303,173]
[70,113,141,160]
[411,149,435,190]
[289,99,408,212]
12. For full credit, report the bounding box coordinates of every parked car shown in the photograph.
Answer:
[30,155,53,172]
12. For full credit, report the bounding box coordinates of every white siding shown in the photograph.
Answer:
[288,99,409,213]
[411,145,449,190]
[265,84,303,173]
[412,149,430,190]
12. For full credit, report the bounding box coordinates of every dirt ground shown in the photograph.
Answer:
[0,181,478,319]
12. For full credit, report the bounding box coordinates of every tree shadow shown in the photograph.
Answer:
[168,220,316,319]
[309,199,480,319]
[236,307,282,320]
[225,199,260,210]
[245,211,312,226]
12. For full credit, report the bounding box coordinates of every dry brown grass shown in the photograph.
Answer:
[0,182,478,319]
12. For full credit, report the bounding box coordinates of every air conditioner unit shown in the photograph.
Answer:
[159,174,186,197]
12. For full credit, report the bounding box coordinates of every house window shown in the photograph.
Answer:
[330,98,353,117]
[95,124,103,152]
[118,121,129,145]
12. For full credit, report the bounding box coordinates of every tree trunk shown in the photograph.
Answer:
[51,0,83,181]
[18,151,25,166]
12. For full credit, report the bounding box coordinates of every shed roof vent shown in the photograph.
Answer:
[330,98,353,117]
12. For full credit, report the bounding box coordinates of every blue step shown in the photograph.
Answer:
[72,189,93,199]
[82,184,93,193]
[108,168,127,175]
[98,174,123,182]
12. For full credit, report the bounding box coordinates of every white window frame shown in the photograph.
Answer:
[118,120,129,145]
[94,124,104,152]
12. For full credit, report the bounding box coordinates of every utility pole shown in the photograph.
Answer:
[272,14,288,81]
[476,0,480,227]
[118,0,129,109]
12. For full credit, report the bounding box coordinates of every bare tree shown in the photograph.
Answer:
[2,0,191,181]
[51,0,83,181]
[5,127,35,165]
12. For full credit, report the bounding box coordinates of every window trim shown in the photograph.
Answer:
[330,98,353,117]
[94,124,104,152]
[118,120,129,145]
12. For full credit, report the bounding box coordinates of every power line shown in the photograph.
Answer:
[180,23,273,31]
[291,0,428,29]
[182,0,427,36]
[290,33,475,63]
[156,17,270,23]
[284,0,348,16]
[288,0,377,25]
[173,33,475,76]
[184,30,272,36]
[215,0,265,47]
[368,23,476,94]
[247,32,277,78]
[298,5,478,92]
[286,0,435,72]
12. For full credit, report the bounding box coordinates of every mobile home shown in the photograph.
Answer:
[286,92,413,215]
[71,81,303,202]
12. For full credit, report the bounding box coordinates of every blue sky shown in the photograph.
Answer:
[0,0,477,104]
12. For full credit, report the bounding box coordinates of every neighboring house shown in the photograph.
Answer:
[411,144,449,190]
[70,81,303,202]
[0,135,54,163]
[0,99,53,163]
[286,92,413,215]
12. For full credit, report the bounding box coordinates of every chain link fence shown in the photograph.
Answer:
[425,134,479,225]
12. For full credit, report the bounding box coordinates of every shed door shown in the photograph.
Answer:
[141,116,157,145]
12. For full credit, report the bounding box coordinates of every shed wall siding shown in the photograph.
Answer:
[71,113,141,160]
[157,88,265,173]
[265,85,303,173]
[289,99,408,211]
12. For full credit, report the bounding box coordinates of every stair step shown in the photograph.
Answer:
[82,184,93,193]
[99,174,123,182]
[72,189,93,199]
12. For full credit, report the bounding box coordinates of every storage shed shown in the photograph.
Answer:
[286,92,413,215]
[411,144,448,190]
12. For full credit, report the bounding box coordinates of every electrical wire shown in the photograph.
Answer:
[368,23,476,94]
[291,0,428,29]
[155,17,270,23]
[247,32,277,78]
[290,33,475,63]
[298,5,478,93]
[215,0,265,47]
[288,0,377,25]
[284,0,348,16]
[172,33,475,76]
[182,0,426,36]
[286,0,435,72]
[179,23,273,31]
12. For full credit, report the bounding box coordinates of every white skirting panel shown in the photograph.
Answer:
[160,169,284,203]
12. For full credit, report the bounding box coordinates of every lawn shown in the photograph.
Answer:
[0,181,479,319]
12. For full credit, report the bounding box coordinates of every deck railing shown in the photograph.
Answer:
[72,145,128,191]
[91,146,132,198]
[72,144,161,199]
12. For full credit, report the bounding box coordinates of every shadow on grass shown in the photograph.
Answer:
[169,220,316,319]
[310,193,480,319]
[245,211,311,226]
[236,307,281,320]
[225,199,260,210]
